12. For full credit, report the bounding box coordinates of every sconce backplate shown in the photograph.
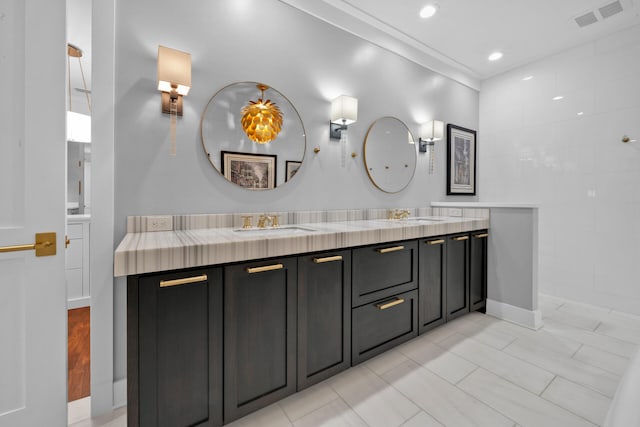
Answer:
[162,92,183,116]
[330,122,344,140]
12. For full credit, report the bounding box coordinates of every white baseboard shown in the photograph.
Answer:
[486,299,543,330]
[113,378,127,409]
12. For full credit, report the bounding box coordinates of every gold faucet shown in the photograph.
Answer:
[257,214,273,228]
[389,209,410,220]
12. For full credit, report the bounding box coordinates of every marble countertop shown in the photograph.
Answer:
[114,216,489,277]
[432,202,540,209]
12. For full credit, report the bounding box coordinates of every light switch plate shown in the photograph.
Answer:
[448,208,463,217]
[147,215,173,232]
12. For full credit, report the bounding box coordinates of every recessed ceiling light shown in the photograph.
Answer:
[522,75,533,81]
[488,51,503,61]
[419,4,439,18]
[577,111,584,116]
[553,96,564,101]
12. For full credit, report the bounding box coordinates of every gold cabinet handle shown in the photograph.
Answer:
[160,274,208,288]
[0,232,56,257]
[313,255,343,264]
[376,298,405,310]
[376,245,404,254]
[246,263,284,274]
[452,236,469,241]
[474,233,489,239]
[426,239,445,245]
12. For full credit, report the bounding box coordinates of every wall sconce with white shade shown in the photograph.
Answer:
[419,120,444,174]
[157,45,191,155]
[329,95,358,167]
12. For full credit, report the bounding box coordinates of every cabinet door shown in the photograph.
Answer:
[224,258,297,423]
[470,231,488,312]
[446,233,470,321]
[129,268,223,427]
[298,250,351,390]
[418,237,447,333]
[352,240,418,306]
[352,290,418,365]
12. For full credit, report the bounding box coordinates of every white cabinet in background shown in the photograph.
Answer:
[66,217,90,308]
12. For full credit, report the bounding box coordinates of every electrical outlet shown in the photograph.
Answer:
[448,208,463,217]
[147,215,173,232]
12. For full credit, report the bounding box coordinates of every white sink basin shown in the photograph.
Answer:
[379,217,447,224]
[233,226,317,235]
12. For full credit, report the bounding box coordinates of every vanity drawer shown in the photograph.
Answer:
[352,240,417,306]
[352,289,418,365]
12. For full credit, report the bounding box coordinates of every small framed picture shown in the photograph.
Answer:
[221,151,277,190]
[446,124,476,195]
[285,160,302,182]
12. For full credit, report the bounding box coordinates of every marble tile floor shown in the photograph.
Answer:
[69,294,640,427]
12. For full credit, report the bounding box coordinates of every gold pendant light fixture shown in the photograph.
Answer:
[241,84,283,144]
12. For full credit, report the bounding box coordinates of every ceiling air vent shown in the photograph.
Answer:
[599,0,624,18]
[574,11,599,27]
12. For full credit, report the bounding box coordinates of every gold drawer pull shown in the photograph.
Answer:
[313,255,343,264]
[160,274,208,288]
[246,263,284,274]
[376,298,405,310]
[452,236,469,241]
[474,233,489,239]
[426,239,445,245]
[377,245,404,254]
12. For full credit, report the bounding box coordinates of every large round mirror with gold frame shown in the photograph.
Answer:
[201,82,306,190]
[364,116,417,193]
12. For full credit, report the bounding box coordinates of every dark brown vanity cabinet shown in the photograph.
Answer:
[445,233,471,321]
[470,230,489,312]
[352,240,418,306]
[418,237,447,333]
[223,257,297,424]
[297,250,351,390]
[352,290,419,365]
[127,267,223,427]
[351,240,418,365]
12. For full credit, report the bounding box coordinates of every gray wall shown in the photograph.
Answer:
[112,0,479,380]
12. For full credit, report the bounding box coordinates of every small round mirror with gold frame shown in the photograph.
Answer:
[201,82,306,190]
[363,116,417,193]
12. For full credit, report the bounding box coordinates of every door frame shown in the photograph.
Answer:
[89,0,117,416]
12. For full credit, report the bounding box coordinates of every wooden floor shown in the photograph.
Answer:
[68,307,90,402]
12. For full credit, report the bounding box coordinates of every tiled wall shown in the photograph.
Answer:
[479,25,640,315]
[126,207,489,232]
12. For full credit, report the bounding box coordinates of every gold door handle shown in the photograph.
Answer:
[0,232,57,257]
[160,274,208,288]
[473,233,489,239]
[376,298,405,310]
[246,263,284,274]
[313,255,343,264]
[452,236,469,241]
[65,236,71,248]
[426,239,445,245]
[376,245,405,254]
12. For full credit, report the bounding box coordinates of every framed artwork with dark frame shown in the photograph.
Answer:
[446,124,476,195]
[285,160,301,182]
[221,151,277,190]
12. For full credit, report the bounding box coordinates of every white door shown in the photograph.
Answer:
[0,0,67,426]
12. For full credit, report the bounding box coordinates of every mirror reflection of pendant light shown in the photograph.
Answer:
[241,84,283,144]
[67,43,91,143]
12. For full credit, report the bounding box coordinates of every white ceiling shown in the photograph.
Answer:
[279,0,640,89]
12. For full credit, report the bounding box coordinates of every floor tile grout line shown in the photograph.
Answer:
[571,343,585,359]
[501,343,619,399]
[537,374,557,396]
[537,375,612,426]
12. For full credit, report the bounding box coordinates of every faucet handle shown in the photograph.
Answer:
[271,215,280,227]
[241,215,253,229]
